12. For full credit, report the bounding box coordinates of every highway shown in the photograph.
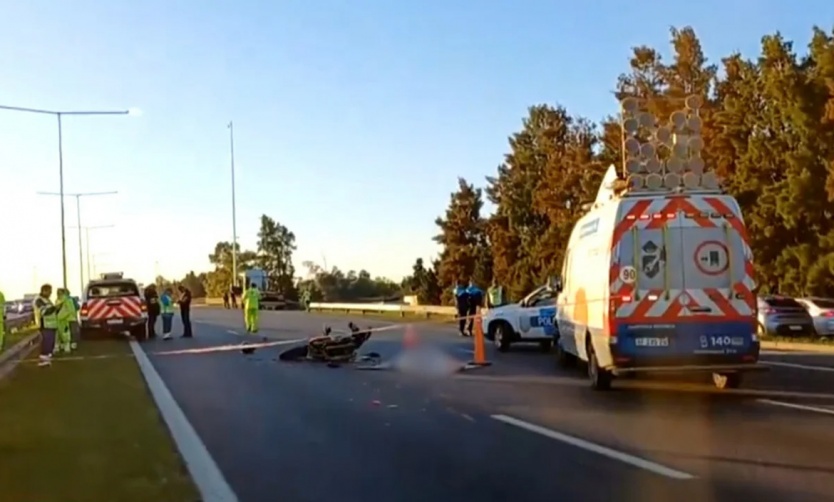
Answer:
[143,308,834,502]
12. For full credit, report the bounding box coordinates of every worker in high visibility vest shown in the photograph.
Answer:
[160,288,175,340]
[487,281,505,309]
[55,288,75,353]
[0,288,6,351]
[243,283,261,333]
[33,283,58,367]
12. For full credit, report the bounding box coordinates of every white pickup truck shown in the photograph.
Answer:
[481,285,559,352]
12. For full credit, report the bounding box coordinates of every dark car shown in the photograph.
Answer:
[80,273,147,339]
[756,296,816,338]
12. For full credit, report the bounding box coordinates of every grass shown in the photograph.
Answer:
[0,340,199,502]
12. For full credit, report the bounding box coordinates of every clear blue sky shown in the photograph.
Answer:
[1,0,831,298]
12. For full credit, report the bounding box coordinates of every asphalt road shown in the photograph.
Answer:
[141,308,834,502]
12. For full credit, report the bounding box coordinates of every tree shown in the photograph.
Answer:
[403,257,442,305]
[434,178,488,303]
[256,215,298,299]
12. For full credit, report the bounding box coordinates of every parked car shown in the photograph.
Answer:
[481,284,558,352]
[756,296,816,338]
[796,297,834,337]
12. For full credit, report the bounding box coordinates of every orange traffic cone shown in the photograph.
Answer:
[466,307,492,369]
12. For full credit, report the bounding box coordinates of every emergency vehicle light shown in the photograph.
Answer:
[683,172,700,189]
[664,173,681,188]
[623,118,640,135]
[645,174,663,189]
[645,158,662,173]
[621,97,640,114]
[685,94,703,110]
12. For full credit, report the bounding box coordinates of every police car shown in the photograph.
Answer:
[481,284,559,352]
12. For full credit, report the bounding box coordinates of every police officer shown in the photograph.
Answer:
[243,282,261,333]
[0,288,6,351]
[177,285,193,338]
[487,280,505,309]
[143,284,160,339]
[33,283,59,367]
[453,280,470,337]
[465,280,484,336]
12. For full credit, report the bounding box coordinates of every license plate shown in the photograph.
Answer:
[106,319,123,325]
[789,325,802,331]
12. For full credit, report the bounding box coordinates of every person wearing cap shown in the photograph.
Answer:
[243,282,261,333]
[33,283,59,366]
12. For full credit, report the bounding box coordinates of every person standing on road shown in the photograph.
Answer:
[177,285,193,338]
[487,280,505,309]
[160,287,175,340]
[33,283,58,367]
[54,288,75,353]
[243,282,261,333]
[0,288,6,352]
[453,280,470,337]
[229,286,238,309]
[223,291,230,309]
[143,284,160,339]
[465,280,484,336]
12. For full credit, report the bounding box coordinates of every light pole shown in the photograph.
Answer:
[70,224,115,284]
[39,191,118,293]
[228,121,239,288]
[0,104,137,289]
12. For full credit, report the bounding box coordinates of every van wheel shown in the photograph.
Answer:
[555,339,575,368]
[587,339,612,390]
[712,372,742,390]
[493,323,511,352]
[130,326,147,342]
[540,339,553,353]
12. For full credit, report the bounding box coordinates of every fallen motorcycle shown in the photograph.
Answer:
[278,322,377,366]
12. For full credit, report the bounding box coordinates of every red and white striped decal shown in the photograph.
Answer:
[86,296,144,320]
[609,195,756,326]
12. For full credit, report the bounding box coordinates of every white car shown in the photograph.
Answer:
[481,285,559,352]
[796,297,834,336]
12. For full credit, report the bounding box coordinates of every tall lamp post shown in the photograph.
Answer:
[228,121,239,288]
[70,224,115,284]
[39,191,118,293]
[0,104,137,289]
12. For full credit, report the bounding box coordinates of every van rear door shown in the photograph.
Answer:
[677,196,754,321]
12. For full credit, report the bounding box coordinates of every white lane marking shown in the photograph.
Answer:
[129,340,239,502]
[491,414,695,480]
[758,399,834,417]
[761,361,834,373]
[761,350,828,356]
[226,330,239,336]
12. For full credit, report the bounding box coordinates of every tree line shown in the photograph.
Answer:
[157,214,408,302]
[419,25,834,304]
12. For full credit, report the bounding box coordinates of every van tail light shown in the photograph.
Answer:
[141,303,147,312]
[822,311,834,318]
[80,303,89,316]
[763,308,776,314]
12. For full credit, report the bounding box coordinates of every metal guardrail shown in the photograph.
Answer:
[308,302,457,317]
[5,313,34,331]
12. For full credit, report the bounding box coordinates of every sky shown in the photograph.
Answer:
[1,0,832,298]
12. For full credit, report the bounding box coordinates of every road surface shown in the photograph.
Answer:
[140,308,834,502]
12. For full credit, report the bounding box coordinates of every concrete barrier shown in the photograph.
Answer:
[5,313,34,332]
[0,331,40,382]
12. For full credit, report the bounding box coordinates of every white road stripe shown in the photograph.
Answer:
[761,361,834,373]
[758,399,834,417]
[226,330,239,336]
[129,340,239,502]
[491,414,695,480]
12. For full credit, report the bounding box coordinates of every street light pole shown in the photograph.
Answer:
[72,224,115,283]
[228,121,239,288]
[0,104,136,289]
[39,191,118,293]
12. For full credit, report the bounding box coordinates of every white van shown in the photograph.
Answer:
[555,165,763,390]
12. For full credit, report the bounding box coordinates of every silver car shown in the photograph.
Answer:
[756,296,816,338]
[796,297,834,337]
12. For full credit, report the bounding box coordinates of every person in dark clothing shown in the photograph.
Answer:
[177,285,193,338]
[453,281,470,337]
[229,286,238,309]
[223,291,230,309]
[465,281,484,336]
[144,284,160,339]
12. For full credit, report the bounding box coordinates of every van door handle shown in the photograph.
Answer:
[689,306,712,313]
